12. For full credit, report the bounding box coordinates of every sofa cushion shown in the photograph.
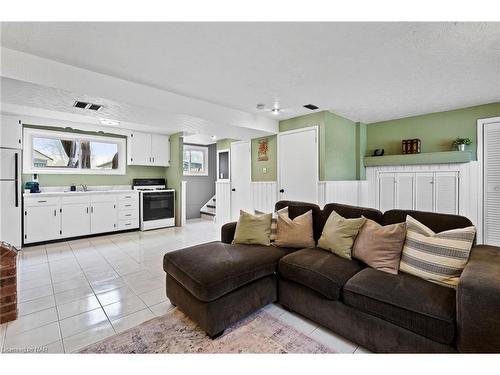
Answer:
[383,209,473,234]
[233,210,272,246]
[275,201,322,241]
[343,268,456,345]
[163,241,294,302]
[274,209,315,248]
[278,248,366,300]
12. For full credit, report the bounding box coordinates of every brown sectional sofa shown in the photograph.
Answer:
[163,200,500,352]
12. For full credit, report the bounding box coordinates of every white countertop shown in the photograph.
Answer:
[23,185,136,198]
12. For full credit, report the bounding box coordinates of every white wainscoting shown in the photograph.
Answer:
[215,181,231,225]
[318,181,370,208]
[365,162,479,227]
[181,181,187,227]
[252,182,277,213]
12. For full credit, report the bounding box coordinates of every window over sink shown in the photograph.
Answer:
[23,128,126,175]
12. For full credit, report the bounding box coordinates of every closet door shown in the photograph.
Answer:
[435,172,459,215]
[415,173,434,212]
[395,173,414,210]
[484,122,500,246]
[379,173,396,212]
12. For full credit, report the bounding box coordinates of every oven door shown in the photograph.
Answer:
[142,191,174,221]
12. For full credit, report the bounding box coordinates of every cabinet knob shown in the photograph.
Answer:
[279,189,285,193]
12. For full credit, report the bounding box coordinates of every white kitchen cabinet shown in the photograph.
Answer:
[151,134,170,166]
[0,115,22,149]
[378,171,458,214]
[61,195,91,238]
[128,131,170,167]
[24,201,61,243]
[90,195,117,234]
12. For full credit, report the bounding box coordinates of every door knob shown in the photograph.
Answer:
[231,188,236,192]
[279,189,285,193]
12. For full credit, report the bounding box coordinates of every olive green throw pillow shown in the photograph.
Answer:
[318,211,366,259]
[233,210,272,246]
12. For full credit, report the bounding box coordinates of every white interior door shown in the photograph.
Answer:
[278,127,318,203]
[230,141,253,221]
[484,122,500,246]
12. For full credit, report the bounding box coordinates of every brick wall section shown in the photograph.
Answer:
[0,242,18,324]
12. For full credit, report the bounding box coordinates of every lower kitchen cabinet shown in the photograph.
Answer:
[23,191,139,244]
[24,204,61,244]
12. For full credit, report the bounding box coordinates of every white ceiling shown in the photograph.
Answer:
[1,22,500,124]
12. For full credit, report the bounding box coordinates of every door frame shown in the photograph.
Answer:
[477,116,500,243]
[277,126,319,204]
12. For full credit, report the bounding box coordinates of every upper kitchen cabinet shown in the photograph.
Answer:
[0,115,22,149]
[127,131,170,167]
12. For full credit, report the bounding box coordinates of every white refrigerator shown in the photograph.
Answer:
[0,115,23,248]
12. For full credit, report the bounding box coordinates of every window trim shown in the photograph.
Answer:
[183,144,209,176]
[23,128,126,175]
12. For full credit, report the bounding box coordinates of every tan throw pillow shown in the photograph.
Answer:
[399,215,476,288]
[352,219,406,274]
[255,207,288,242]
[318,211,366,259]
[274,209,315,248]
[233,210,272,246]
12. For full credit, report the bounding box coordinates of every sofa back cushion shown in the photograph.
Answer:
[383,210,473,233]
[275,201,322,241]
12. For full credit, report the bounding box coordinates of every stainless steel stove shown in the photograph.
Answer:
[133,178,175,231]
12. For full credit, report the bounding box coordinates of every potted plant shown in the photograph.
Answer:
[453,137,471,151]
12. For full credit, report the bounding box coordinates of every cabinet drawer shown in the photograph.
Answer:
[118,201,138,211]
[118,210,138,220]
[118,218,139,230]
[24,196,60,207]
[91,194,117,203]
[61,195,90,205]
[117,192,138,202]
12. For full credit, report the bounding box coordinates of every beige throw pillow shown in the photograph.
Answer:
[399,215,476,288]
[274,209,315,248]
[352,219,406,274]
[233,210,272,246]
[318,211,366,259]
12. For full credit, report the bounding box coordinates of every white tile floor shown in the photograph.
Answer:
[0,219,369,354]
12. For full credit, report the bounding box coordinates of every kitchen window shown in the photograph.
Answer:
[183,144,209,176]
[23,128,126,175]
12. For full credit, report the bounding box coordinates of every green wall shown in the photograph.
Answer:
[366,102,500,160]
[21,124,168,187]
[166,133,184,226]
[216,138,237,151]
[251,135,277,182]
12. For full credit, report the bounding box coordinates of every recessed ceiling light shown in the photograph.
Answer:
[211,135,217,140]
[256,104,265,110]
[271,108,280,115]
[99,118,120,126]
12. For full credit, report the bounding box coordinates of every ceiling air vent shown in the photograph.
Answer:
[88,104,103,111]
[303,104,319,110]
[73,101,89,109]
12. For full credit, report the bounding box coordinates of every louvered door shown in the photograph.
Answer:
[484,122,500,246]
[435,172,458,214]
[396,173,414,210]
[415,173,434,212]
[379,173,396,212]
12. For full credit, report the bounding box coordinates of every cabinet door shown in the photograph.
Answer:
[434,172,458,215]
[151,134,170,166]
[25,205,61,243]
[128,131,151,165]
[415,173,434,212]
[62,203,91,238]
[484,122,500,246]
[395,173,414,210]
[0,115,22,149]
[379,173,396,212]
[91,202,117,234]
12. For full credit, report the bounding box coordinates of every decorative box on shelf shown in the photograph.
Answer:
[402,138,421,154]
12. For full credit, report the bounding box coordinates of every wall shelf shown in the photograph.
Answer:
[364,151,473,167]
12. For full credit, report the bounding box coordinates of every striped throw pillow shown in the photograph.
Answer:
[399,215,476,288]
[255,207,288,242]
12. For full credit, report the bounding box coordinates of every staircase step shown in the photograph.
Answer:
[207,204,216,209]
[200,210,216,217]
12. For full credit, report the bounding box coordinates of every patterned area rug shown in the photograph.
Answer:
[79,308,334,354]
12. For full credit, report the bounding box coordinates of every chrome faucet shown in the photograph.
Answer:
[80,184,88,192]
